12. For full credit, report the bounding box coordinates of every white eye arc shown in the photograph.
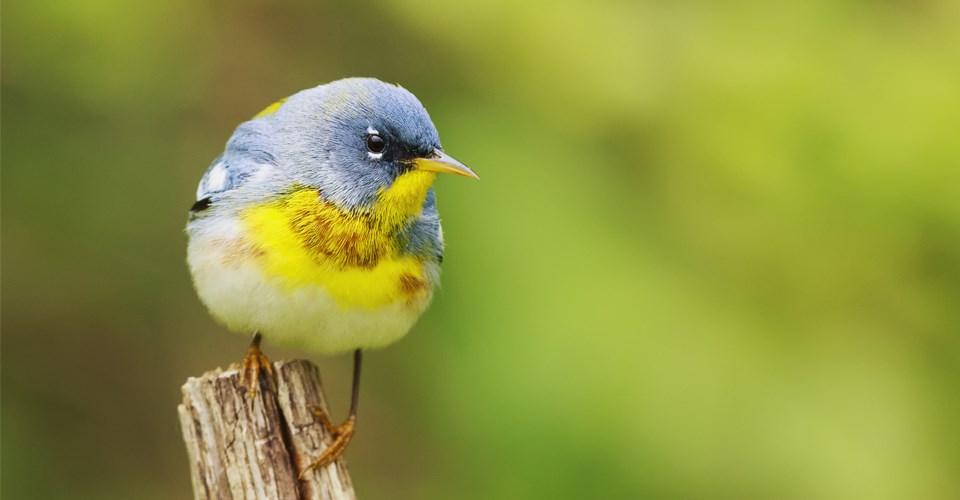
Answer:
[365,125,387,159]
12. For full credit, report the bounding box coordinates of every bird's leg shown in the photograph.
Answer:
[239,332,273,398]
[300,349,362,478]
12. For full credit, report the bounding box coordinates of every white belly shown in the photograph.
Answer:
[186,216,433,354]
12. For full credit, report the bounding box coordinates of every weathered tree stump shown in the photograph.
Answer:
[178,359,357,500]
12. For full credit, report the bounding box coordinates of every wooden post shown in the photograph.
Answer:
[178,359,357,500]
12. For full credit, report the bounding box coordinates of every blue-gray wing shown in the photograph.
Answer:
[405,189,444,264]
[190,122,277,214]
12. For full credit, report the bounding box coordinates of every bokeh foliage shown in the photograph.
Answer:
[3,0,959,498]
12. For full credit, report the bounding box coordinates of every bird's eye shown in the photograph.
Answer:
[366,134,386,154]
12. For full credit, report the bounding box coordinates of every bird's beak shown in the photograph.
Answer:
[412,150,479,179]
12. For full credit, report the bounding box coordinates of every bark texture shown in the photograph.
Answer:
[178,359,356,500]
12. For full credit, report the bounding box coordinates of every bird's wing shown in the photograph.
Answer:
[191,155,252,213]
[402,188,444,264]
[191,123,278,214]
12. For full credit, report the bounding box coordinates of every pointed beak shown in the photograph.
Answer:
[412,149,479,179]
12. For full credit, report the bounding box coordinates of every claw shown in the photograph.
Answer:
[307,405,340,435]
[239,332,272,398]
[298,349,363,479]
[299,415,356,479]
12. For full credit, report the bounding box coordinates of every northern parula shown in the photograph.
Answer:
[186,77,477,473]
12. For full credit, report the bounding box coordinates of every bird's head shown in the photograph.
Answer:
[262,78,476,218]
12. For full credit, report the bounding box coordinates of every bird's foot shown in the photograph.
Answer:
[299,406,356,478]
[239,332,273,398]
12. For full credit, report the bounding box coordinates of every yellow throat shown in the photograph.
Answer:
[240,170,438,308]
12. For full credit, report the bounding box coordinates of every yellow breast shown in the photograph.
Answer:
[240,171,437,309]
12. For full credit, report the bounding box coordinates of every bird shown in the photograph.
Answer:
[185,77,477,475]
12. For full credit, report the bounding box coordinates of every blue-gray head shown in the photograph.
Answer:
[244,78,477,211]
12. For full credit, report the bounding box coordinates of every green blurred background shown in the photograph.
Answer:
[3,0,959,498]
